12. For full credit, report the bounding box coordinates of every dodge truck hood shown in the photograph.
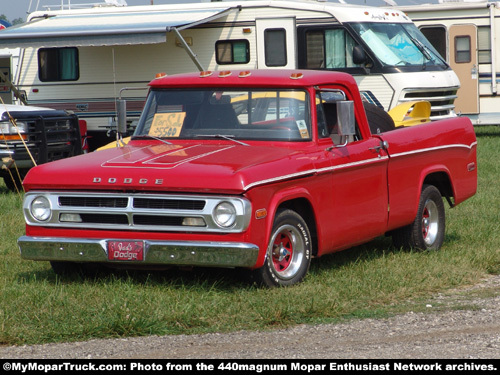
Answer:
[23,142,318,193]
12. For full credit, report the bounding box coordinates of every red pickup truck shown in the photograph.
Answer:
[18,70,477,287]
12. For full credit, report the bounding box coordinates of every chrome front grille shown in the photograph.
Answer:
[401,89,458,120]
[59,196,129,208]
[24,192,251,233]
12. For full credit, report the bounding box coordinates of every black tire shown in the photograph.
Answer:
[363,102,396,134]
[3,170,25,192]
[392,184,445,251]
[253,209,312,287]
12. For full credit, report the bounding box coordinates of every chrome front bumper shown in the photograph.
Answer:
[18,236,260,268]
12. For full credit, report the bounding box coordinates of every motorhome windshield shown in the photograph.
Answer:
[350,22,447,68]
[133,89,312,142]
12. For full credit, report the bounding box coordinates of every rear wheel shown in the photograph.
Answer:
[253,209,312,287]
[392,184,445,251]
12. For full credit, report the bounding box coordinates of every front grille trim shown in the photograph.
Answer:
[24,191,251,233]
[401,88,459,119]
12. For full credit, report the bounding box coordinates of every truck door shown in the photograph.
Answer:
[316,89,389,253]
[256,18,297,69]
[450,24,479,114]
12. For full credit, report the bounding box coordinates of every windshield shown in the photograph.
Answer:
[350,22,447,68]
[134,89,312,142]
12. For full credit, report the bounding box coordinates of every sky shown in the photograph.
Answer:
[2,0,437,23]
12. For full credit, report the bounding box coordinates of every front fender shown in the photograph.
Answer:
[248,184,317,269]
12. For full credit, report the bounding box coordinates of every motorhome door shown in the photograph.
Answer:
[256,18,297,69]
[450,24,479,115]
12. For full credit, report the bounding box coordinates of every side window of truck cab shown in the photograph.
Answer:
[316,90,359,145]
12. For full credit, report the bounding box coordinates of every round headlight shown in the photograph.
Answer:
[30,196,51,221]
[213,202,237,228]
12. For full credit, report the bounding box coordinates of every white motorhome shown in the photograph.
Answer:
[0,0,459,149]
[401,0,500,126]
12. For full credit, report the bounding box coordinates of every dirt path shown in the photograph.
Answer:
[1,275,499,359]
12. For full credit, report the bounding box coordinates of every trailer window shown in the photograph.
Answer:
[216,40,250,64]
[38,48,79,82]
[264,29,287,67]
[455,36,471,63]
[478,26,491,64]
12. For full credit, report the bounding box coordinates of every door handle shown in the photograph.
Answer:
[369,140,389,153]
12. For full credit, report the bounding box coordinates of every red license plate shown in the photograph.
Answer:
[108,241,144,261]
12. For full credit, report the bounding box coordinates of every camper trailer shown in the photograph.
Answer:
[0,0,460,149]
[401,0,500,126]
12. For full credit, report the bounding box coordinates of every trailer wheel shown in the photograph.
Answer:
[253,209,311,287]
[392,184,445,251]
[363,102,395,134]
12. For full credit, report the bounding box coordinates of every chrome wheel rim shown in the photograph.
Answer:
[270,224,305,279]
[422,199,439,246]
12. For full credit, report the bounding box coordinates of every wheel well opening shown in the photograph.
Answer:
[423,172,455,207]
[277,198,318,256]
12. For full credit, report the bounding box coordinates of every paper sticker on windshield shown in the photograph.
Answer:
[296,120,309,139]
[149,112,186,138]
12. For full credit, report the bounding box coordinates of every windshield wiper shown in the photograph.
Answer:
[132,134,172,145]
[196,134,249,146]
[409,35,432,62]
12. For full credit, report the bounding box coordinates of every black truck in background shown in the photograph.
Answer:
[0,104,82,192]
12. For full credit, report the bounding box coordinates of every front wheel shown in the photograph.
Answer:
[253,209,312,287]
[392,184,446,251]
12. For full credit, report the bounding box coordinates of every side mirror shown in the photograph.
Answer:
[353,45,367,65]
[337,101,356,139]
[117,99,127,135]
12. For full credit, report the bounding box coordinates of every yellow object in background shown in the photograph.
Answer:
[388,101,431,127]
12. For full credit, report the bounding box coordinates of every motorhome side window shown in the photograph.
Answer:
[215,40,250,64]
[264,29,287,67]
[302,28,360,69]
[420,26,447,60]
[38,47,79,82]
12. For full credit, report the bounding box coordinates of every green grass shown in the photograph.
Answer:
[1,126,499,346]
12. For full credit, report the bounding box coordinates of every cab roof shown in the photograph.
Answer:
[148,69,359,90]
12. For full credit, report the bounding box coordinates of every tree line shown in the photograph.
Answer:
[0,14,25,26]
